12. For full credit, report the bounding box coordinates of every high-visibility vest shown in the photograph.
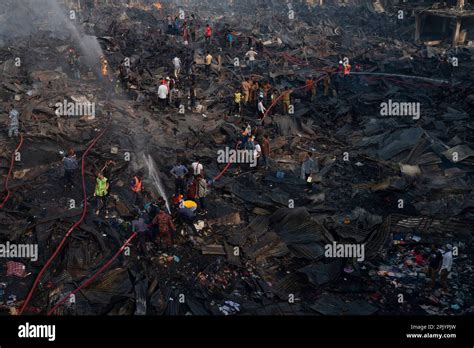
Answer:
[131,176,142,192]
[234,92,242,103]
[95,177,108,197]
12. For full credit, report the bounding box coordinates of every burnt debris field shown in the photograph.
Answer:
[0,0,473,323]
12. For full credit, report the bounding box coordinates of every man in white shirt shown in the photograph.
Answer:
[254,139,262,167]
[172,56,181,79]
[191,160,204,177]
[257,99,266,120]
[245,48,258,70]
[157,82,169,110]
[440,244,453,291]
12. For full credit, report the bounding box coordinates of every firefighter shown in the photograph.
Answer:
[130,174,143,207]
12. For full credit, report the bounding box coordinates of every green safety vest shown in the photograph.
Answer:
[95,177,108,197]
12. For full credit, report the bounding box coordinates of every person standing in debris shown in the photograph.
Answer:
[170,161,188,195]
[172,56,182,79]
[170,85,182,109]
[427,244,443,288]
[157,80,169,111]
[100,160,116,197]
[186,174,198,201]
[100,55,109,81]
[204,51,213,76]
[182,21,189,45]
[250,81,259,104]
[242,78,252,106]
[343,61,352,87]
[196,174,208,213]
[132,213,151,253]
[153,206,176,247]
[245,135,256,152]
[189,84,197,110]
[270,88,280,115]
[261,134,270,170]
[254,139,262,166]
[63,149,78,188]
[247,36,253,50]
[8,104,20,138]
[227,31,234,49]
[262,81,272,104]
[440,244,453,291]
[130,174,143,207]
[174,16,180,35]
[245,48,258,71]
[119,59,131,88]
[301,152,318,193]
[189,21,197,42]
[240,123,252,148]
[191,159,204,177]
[306,76,316,101]
[94,172,109,217]
[167,15,173,34]
[67,48,80,80]
[282,87,292,114]
[323,73,332,97]
[231,89,242,117]
[204,23,212,44]
[257,98,266,121]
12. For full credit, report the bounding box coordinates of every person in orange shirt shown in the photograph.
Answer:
[305,76,316,101]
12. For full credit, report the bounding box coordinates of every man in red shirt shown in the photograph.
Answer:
[204,24,212,44]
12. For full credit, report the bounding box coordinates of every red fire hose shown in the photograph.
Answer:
[19,120,110,315]
[47,232,137,315]
[0,134,24,209]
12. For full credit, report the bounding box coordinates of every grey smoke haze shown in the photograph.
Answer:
[0,0,103,69]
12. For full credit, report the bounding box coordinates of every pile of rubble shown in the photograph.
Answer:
[0,0,472,315]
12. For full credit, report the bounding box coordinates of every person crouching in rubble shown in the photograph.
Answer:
[94,172,109,217]
[152,204,176,248]
[63,149,78,188]
[177,198,198,235]
[8,104,20,138]
[427,244,443,288]
[301,152,318,193]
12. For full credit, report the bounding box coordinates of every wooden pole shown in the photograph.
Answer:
[452,17,461,46]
